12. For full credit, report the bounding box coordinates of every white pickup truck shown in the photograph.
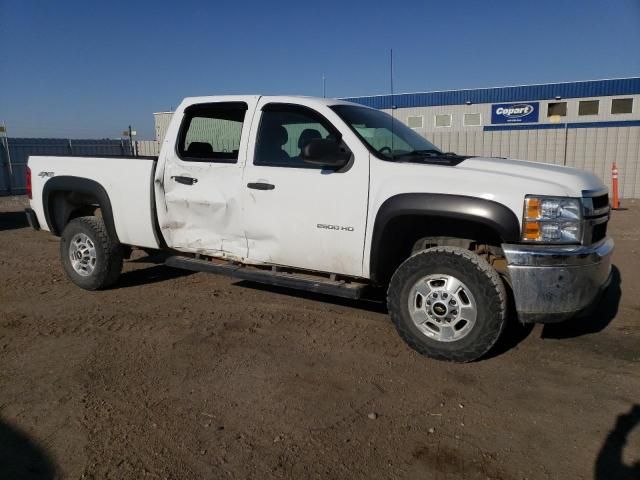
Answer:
[25,95,613,362]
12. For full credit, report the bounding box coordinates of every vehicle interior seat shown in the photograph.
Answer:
[186,142,214,157]
[257,124,290,164]
[297,128,322,153]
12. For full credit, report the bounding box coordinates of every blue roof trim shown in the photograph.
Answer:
[343,78,640,109]
[484,120,640,131]
[484,124,565,131]
[568,120,640,129]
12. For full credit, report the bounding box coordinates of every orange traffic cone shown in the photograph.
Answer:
[611,162,620,210]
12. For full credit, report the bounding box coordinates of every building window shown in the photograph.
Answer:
[407,116,423,128]
[463,113,481,126]
[547,102,567,117]
[611,98,633,114]
[578,100,599,116]
[435,114,452,128]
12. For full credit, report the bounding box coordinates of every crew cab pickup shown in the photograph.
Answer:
[25,95,614,362]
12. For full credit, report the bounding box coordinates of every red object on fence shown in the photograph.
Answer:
[611,162,619,210]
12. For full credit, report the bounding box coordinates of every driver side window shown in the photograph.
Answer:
[254,105,336,168]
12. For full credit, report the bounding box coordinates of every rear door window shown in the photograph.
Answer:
[177,102,247,162]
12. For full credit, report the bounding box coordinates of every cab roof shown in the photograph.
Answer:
[177,95,367,111]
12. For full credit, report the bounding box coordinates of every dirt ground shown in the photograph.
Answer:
[1,195,639,480]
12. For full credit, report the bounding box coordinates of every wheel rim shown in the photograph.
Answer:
[69,233,97,276]
[407,274,478,342]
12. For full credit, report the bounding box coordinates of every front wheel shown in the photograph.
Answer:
[60,216,123,290]
[387,246,507,362]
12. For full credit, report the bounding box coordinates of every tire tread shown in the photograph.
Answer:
[387,246,507,362]
[60,216,123,290]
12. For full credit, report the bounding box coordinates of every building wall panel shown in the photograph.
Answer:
[154,112,174,142]
[424,126,640,199]
[136,140,161,157]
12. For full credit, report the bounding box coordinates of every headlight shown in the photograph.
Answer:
[522,196,583,243]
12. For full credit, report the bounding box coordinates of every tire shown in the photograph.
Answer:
[387,246,507,362]
[60,216,123,290]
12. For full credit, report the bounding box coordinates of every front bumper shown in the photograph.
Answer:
[502,237,614,323]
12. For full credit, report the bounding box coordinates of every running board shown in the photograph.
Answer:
[165,256,367,299]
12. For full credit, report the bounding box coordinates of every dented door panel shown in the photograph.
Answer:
[155,96,260,260]
[161,161,247,257]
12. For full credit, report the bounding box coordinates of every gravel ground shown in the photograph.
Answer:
[1,195,639,480]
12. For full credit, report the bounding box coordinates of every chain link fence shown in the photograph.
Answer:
[0,137,137,195]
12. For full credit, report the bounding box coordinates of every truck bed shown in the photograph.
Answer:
[28,155,161,249]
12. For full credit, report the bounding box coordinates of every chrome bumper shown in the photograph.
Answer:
[502,237,614,323]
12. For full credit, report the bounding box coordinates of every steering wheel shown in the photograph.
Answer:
[378,146,392,155]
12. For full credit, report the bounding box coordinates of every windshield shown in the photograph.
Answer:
[331,105,442,160]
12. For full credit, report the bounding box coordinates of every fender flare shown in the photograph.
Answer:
[369,193,521,282]
[42,176,119,242]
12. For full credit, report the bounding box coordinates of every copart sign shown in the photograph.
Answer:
[491,102,539,124]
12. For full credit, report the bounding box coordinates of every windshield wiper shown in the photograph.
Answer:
[392,149,445,159]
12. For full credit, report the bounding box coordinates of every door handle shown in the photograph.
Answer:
[247,182,275,190]
[172,176,198,185]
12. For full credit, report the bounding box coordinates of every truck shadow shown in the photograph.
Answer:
[0,417,58,479]
[541,265,621,339]
[116,264,194,289]
[0,211,28,231]
[595,404,640,480]
[485,319,535,360]
[234,281,389,314]
[237,273,617,360]
[234,280,536,360]
[484,281,535,360]
[120,261,620,358]
[114,253,193,289]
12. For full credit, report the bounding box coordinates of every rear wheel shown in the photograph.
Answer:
[387,246,507,362]
[60,216,123,290]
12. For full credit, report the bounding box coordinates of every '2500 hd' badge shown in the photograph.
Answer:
[317,223,354,232]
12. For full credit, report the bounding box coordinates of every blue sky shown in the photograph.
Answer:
[1,0,639,139]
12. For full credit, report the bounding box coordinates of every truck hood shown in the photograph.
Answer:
[454,156,605,197]
[371,155,608,231]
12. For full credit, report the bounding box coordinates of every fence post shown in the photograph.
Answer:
[1,123,14,195]
[128,125,135,156]
[0,136,8,195]
[563,122,568,166]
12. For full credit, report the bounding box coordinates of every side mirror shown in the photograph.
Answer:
[301,138,351,168]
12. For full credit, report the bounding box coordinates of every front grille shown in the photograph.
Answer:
[592,194,609,211]
[591,221,607,244]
